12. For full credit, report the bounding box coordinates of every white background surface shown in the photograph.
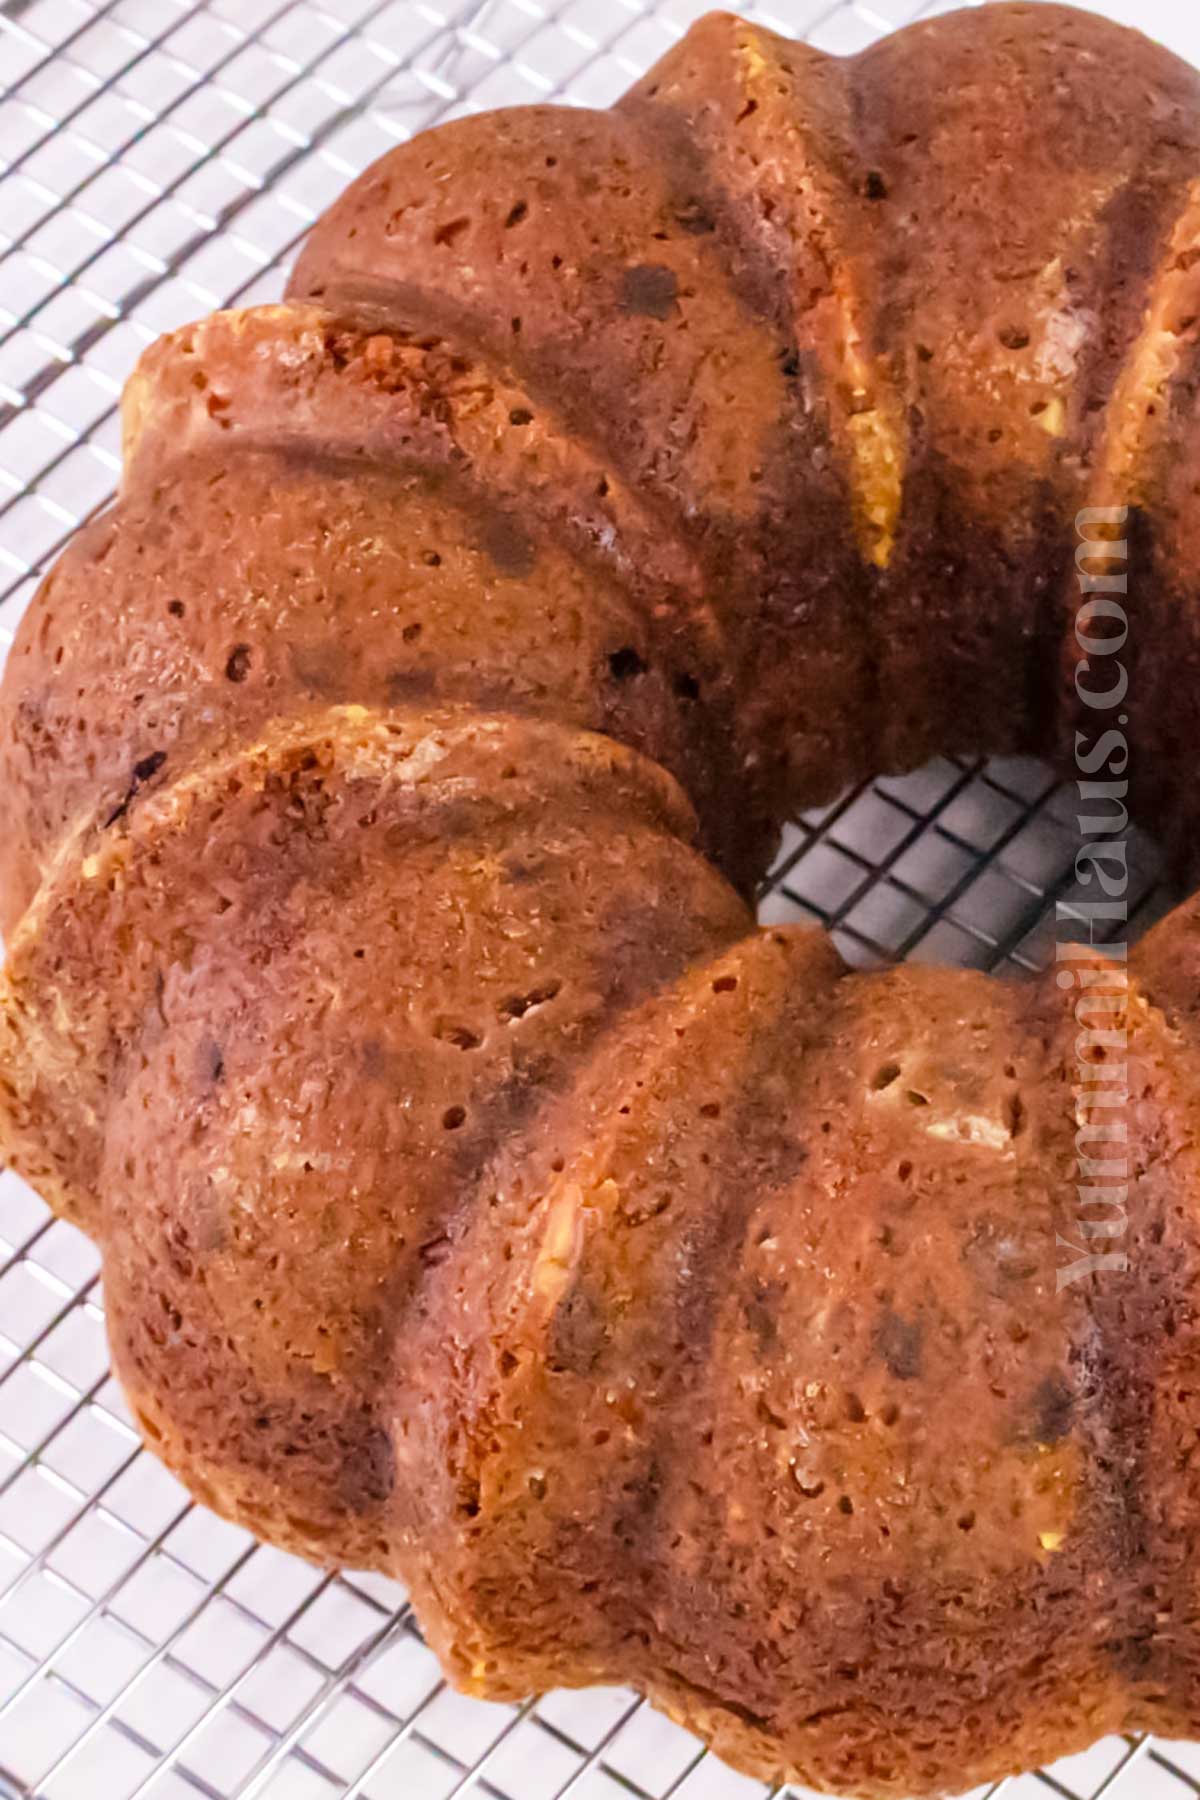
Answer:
[0,2,1197,1798]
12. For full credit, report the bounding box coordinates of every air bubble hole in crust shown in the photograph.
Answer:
[435,1021,483,1051]
[608,646,647,681]
[498,980,561,1021]
[433,216,470,247]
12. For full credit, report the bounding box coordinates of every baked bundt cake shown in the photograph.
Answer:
[4,3,1200,1792]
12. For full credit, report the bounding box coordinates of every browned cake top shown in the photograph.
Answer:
[5,7,1200,1796]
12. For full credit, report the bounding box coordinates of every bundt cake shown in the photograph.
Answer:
[4,3,1200,1792]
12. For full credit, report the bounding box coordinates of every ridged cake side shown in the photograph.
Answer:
[4,6,1200,1795]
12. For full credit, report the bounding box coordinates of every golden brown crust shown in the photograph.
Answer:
[5,6,1200,1796]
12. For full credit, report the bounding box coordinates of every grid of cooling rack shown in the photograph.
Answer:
[1,0,1199,1796]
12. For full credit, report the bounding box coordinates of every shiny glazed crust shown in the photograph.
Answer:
[4,7,1200,1794]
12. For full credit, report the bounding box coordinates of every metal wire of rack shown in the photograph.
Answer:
[0,0,1198,1795]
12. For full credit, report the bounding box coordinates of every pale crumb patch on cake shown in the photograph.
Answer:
[531,1182,584,1305]
[732,31,905,568]
[1036,396,1067,438]
[1033,285,1090,391]
[866,1051,1021,1157]
[1087,178,1200,500]
[797,289,906,571]
[1023,1440,1080,1563]
[924,1111,1016,1151]
[844,383,905,567]
[120,304,331,477]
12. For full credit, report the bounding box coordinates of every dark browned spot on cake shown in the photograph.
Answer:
[549,1279,606,1374]
[502,849,549,885]
[479,512,536,578]
[874,1308,923,1381]
[443,1046,561,1189]
[386,665,438,705]
[1030,1372,1074,1445]
[674,200,715,235]
[620,263,679,320]
[339,1420,395,1509]
[288,642,346,699]
[613,1458,663,1550]
[1111,1632,1156,1682]
[743,1280,783,1353]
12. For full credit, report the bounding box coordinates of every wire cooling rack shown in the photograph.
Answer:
[2,0,1199,1796]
